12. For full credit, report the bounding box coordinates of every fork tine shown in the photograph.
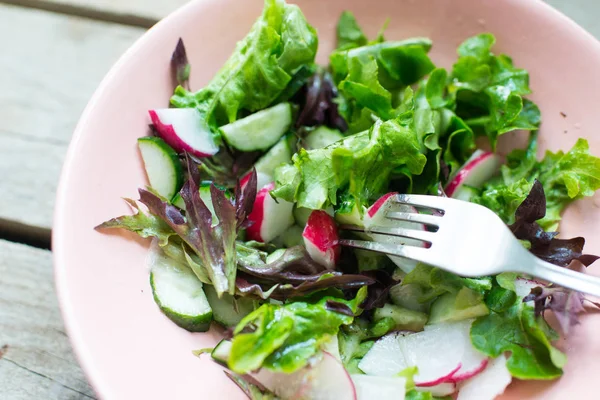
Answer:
[385,211,441,227]
[339,239,432,264]
[391,194,450,212]
[341,224,435,244]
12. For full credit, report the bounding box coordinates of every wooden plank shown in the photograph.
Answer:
[0,4,144,231]
[0,240,94,399]
[1,0,190,24]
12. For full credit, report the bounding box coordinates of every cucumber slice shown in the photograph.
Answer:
[150,257,212,332]
[294,206,334,226]
[452,184,479,202]
[204,285,256,327]
[389,283,430,313]
[137,137,183,201]
[304,126,344,149]
[211,339,232,365]
[277,225,304,247]
[427,287,489,325]
[254,134,294,176]
[220,103,292,151]
[373,303,428,332]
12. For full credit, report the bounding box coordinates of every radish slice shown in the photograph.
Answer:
[360,320,487,387]
[149,108,219,157]
[351,375,406,400]
[357,333,408,376]
[445,150,501,197]
[303,210,341,270]
[457,354,511,400]
[240,171,272,191]
[254,352,356,400]
[246,182,294,243]
[399,321,470,385]
[449,352,489,383]
[415,382,456,397]
[364,193,426,274]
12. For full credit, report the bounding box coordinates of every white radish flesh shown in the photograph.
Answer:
[358,333,408,376]
[303,210,341,270]
[246,182,294,243]
[445,150,501,197]
[457,354,511,400]
[351,375,406,400]
[364,193,426,274]
[254,352,356,400]
[149,108,218,157]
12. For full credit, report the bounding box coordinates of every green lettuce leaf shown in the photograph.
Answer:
[336,11,368,50]
[450,33,540,148]
[272,118,426,209]
[471,275,565,380]
[475,133,600,230]
[228,287,367,373]
[171,0,317,127]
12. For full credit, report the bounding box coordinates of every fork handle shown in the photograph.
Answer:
[530,258,600,298]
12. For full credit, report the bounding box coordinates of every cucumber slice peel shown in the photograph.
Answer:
[137,137,183,201]
[150,255,212,332]
[204,284,256,328]
[220,103,292,151]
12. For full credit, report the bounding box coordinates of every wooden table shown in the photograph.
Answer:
[0,0,597,398]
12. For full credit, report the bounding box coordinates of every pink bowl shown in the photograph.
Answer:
[53,0,600,398]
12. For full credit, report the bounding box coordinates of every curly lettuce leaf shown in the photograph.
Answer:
[171,0,317,127]
[336,11,368,50]
[472,275,565,380]
[228,287,367,374]
[272,118,426,209]
[476,133,600,230]
[450,33,540,148]
[95,198,175,246]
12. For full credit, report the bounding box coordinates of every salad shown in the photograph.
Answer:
[97,0,600,399]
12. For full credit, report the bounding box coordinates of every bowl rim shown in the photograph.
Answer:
[52,0,600,397]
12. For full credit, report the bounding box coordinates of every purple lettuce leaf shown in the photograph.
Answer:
[359,270,397,311]
[171,38,191,90]
[138,155,257,296]
[296,70,348,132]
[94,198,175,246]
[510,180,599,267]
[325,300,355,316]
[523,286,589,335]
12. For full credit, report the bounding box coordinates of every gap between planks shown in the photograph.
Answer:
[0,0,158,28]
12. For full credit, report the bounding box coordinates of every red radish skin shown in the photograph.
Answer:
[246,182,294,243]
[303,210,341,270]
[149,109,218,157]
[445,151,501,197]
[367,192,398,218]
[449,359,489,383]
[246,185,268,241]
[364,193,426,273]
[415,363,461,387]
[240,171,272,191]
[416,382,457,397]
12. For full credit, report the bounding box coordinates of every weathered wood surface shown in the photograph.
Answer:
[0,239,95,399]
[0,4,144,231]
[1,0,190,25]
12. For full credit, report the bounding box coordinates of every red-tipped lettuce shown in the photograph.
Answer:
[138,155,257,296]
[171,38,191,90]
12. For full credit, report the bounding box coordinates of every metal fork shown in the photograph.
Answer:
[340,194,600,297]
